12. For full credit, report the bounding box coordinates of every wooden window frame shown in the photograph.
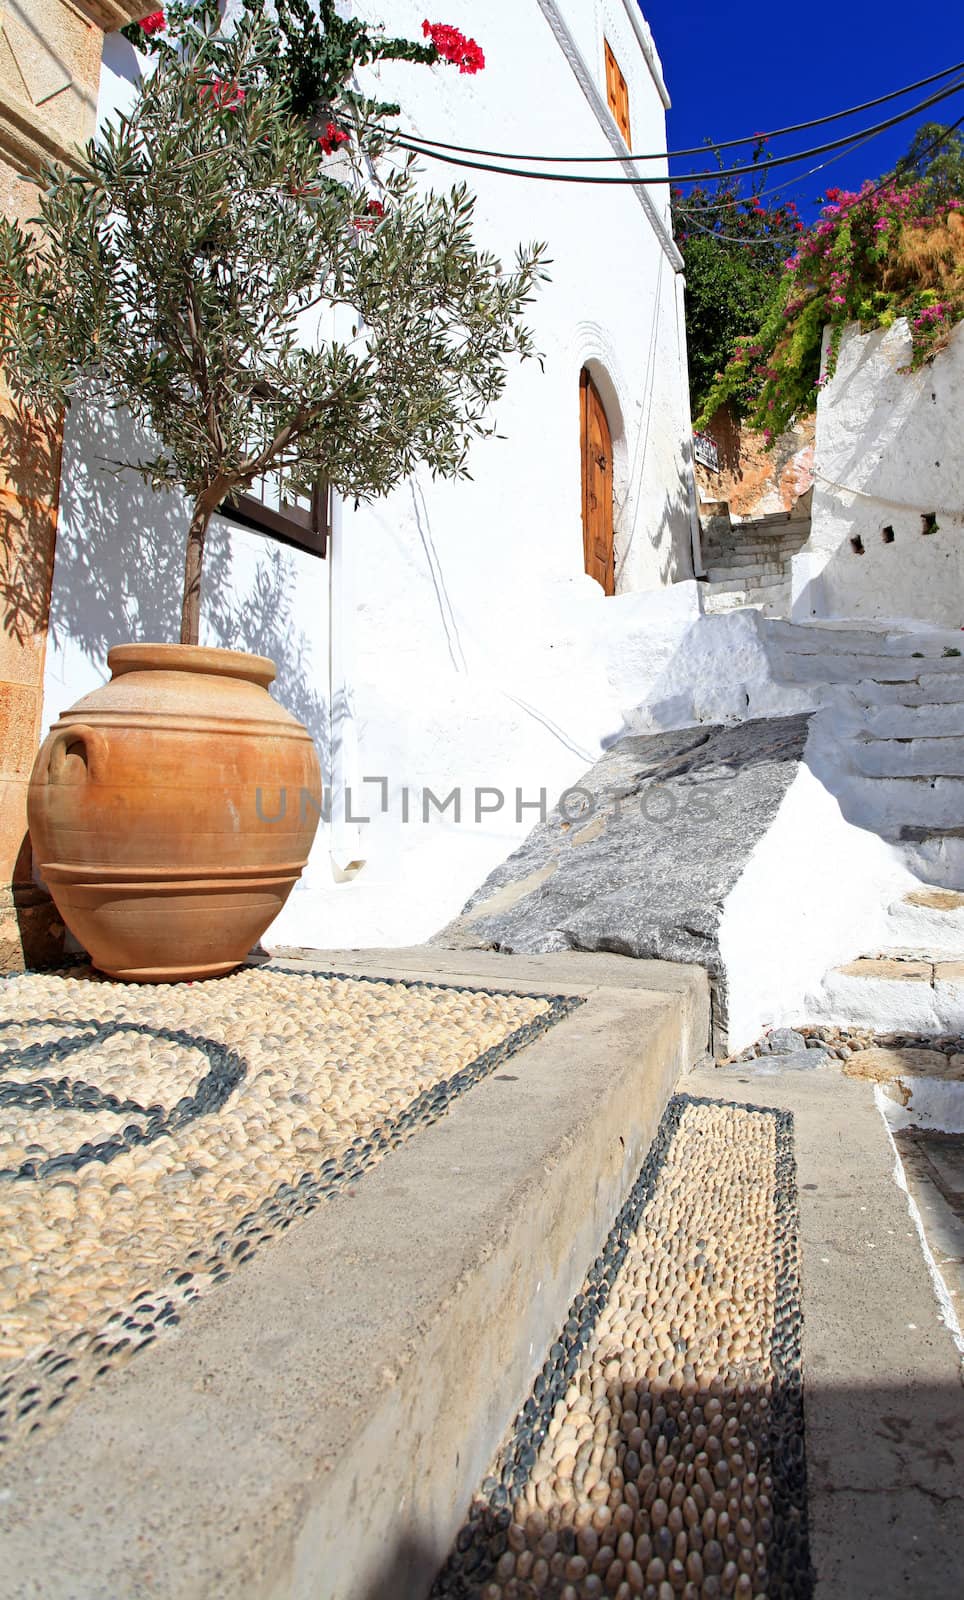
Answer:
[221,475,329,558]
[604,38,631,147]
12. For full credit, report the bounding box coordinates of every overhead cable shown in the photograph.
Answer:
[378,59,964,166]
[677,115,964,249]
[386,77,964,187]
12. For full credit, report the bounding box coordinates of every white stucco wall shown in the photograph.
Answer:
[792,319,964,627]
[43,4,696,950]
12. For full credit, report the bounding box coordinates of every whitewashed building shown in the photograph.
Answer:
[40,1,700,950]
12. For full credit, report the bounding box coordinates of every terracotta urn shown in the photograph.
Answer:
[27,644,322,981]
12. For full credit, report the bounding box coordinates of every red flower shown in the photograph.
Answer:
[353,198,385,232]
[422,19,485,73]
[319,121,350,155]
[198,78,245,111]
[139,10,166,35]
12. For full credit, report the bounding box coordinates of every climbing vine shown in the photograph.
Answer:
[671,140,804,420]
[694,180,964,440]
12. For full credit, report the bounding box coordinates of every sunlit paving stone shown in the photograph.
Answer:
[435,1096,811,1600]
[0,964,579,1453]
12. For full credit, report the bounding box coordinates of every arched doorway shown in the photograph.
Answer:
[580,368,615,594]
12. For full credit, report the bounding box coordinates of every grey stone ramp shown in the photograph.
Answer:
[437,715,811,1029]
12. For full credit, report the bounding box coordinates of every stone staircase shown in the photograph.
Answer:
[700,504,811,619]
[764,619,964,888]
[762,618,964,1032]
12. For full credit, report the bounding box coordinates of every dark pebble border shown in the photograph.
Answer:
[433,1094,813,1600]
[0,1020,248,1184]
[0,966,583,1455]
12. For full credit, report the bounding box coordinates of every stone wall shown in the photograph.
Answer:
[0,0,144,970]
[695,403,814,521]
[792,319,964,626]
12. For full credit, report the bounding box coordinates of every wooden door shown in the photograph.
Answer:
[580,369,615,595]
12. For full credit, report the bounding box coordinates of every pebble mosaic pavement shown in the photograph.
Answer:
[0,964,579,1454]
[435,1096,811,1600]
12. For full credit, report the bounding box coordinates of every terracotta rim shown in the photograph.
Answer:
[41,861,307,883]
[107,643,277,688]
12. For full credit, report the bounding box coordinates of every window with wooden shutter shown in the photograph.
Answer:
[604,38,631,147]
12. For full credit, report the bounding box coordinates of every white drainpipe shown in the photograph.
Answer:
[674,269,706,581]
[327,489,366,881]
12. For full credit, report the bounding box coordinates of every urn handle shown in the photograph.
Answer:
[44,723,110,785]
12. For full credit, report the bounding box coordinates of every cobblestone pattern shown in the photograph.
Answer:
[0,965,580,1455]
[434,1096,811,1600]
[722,1024,964,1065]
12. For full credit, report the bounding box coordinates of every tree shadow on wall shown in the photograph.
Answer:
[45,395,329,772]
[0,400,62,647]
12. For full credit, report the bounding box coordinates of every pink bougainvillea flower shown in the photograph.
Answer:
[422,20,485,73]
[139,10,166,35]
[198,78,245,111]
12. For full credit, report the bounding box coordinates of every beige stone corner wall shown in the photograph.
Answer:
[0,0,144,969]
[696,403,815,522]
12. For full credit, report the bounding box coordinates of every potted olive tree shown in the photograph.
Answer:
[0,2,545,982]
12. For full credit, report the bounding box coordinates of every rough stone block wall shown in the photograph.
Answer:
[0,0,145,968]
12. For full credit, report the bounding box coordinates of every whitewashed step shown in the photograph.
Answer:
[709,573,787,595]
[853,736,964,779]
[704,594,771,617]
[862,702,964,738]
[884,888,964,956]
[901,833,964,892]
[702,534,772,547]
[810,955,964,1033]
[765,620,962,657]
[772,651,964,686]
[705,563,786,582]
[704,543,804,563]
[852,675,964,708]
[853,775,964,830]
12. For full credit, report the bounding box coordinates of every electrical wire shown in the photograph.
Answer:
[374,59,964,166]
[675,115,964,248]
[385,77,964,187]
[677,97,926,215]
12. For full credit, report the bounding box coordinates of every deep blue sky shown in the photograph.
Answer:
[640,2,964,220]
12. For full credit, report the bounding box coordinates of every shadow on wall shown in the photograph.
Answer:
[611,425,694,593]
[792,323,963,627]
[614,480,693,594]
[0,401,61,648]
[48,396,329,769]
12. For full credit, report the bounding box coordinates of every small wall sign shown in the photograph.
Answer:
[693,432,719,472]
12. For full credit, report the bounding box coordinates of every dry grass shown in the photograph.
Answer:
[882,208,964,304]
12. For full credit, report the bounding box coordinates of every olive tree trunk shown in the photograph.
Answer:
[179,499,213,646]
